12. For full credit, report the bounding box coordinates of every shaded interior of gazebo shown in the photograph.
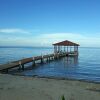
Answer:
[53,40,79,53]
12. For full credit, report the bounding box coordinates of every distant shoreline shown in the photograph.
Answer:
[0,46,53,48]
[0,46,100,49]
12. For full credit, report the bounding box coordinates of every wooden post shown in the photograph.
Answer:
[60,46,61,53]
[64,46,65,52]
[18,65,21,70]
[19,61,24,70]
[54,53,56,59]
[74,46,75,52]
[6,69,8,73]
[67,46,68,53]
[56,46,57,53]
[70,46,71,52]
[41,55,44,63]
[77,46,78,52]
[77,46,78,55]
[47,57,49,62]
[54,45,57,53]
[74,46,76,52]
[48,55,50,61]
[22,64,24,70]
[58,46,60,53]
[59,46,61,53]
[53,54,55,60]
[32,57,35,66]
[41,58,43,63]
[58,52,60,59]
[19,61,22,70]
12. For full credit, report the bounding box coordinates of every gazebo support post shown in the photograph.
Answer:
[58,46,60,53]
[64,46,65,52]
[54,45,57,53]
[77,46,78,52]
[70,46,71,52]
[53,40,79,56]
[67,46,68,53]
[74,46,75,52]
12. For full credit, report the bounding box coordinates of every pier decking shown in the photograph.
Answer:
[0,40,79,73]
[0,52,77,72]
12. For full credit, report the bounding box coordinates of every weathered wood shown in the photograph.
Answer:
[0,63,19,71]
[0,52,78,72]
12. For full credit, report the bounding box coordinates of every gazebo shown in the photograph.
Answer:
[53,40,79,54]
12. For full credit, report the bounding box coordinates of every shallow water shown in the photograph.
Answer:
[0,47,100,82]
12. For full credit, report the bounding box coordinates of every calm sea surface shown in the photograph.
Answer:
[0,47,100,83]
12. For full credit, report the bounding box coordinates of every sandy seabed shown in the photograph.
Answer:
[0,74,100,100]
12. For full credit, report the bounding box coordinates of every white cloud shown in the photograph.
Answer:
[0,30,100,47]
[30,32,100,47]
[0,28,31,34]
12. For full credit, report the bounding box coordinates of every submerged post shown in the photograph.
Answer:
[67,46,68,53]
[41,54,44,63]
[64,46,65,52]
[32,57,35,66]
[19,61,24,70]
[22,64,24,70]
[54,45,57,53]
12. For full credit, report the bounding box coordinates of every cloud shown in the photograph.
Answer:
[0,30,100,47]
[0,28,31,34]
[30,32,100,47]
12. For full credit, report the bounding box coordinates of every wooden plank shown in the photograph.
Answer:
[0,63,19,71]
[34,56,42,60]
[0,52,78,72]
[21,57,33,64]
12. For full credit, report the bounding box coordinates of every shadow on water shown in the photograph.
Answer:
[1,47,100,83]
[63,56,78,66]
[4,55,100,83]
[9,56,78,77]
[8,56,79,77]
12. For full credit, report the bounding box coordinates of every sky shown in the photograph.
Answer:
[0,0,100,47]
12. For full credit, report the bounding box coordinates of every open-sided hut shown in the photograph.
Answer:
[53,40,79,54]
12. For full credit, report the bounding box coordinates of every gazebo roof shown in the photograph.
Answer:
[53,40,79,46]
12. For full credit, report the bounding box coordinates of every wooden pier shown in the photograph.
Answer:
[0,40,79,73]
[0,52,78,72]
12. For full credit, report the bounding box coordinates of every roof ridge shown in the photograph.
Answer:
[53,40,79,46]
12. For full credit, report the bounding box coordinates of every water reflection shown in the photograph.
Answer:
[1,47,100,82]
[63,56,78,67]
[21,56,79,77]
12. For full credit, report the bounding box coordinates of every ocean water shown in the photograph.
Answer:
[0,47,100,83]
[0,47,53,64]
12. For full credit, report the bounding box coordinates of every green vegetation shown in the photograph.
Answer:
[61,95,65,100]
